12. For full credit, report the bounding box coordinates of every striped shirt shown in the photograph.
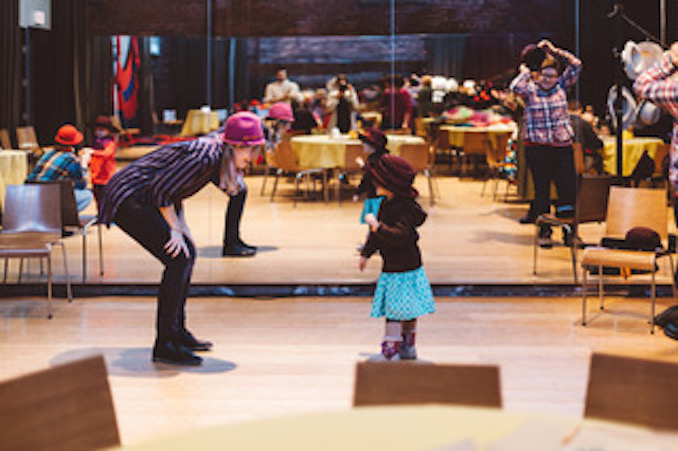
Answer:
[26,149,87,189]
[634,55,678,194]
[510,47,582,145]
[98,134,228,225]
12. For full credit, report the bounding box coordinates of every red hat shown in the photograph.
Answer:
[359,127,388,151]
[222,111,266,146]
[366,154,418,198]
[267,102,295,122]
[54,124,84,146]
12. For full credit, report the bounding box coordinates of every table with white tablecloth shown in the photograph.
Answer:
[0,150,29,211]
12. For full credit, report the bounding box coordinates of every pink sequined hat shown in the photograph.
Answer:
[223,111,266,146]
[267,102,295,122]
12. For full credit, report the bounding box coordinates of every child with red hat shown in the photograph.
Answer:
[87,115,118,206]
[358,154,435,360]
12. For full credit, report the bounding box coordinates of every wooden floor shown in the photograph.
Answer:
[2,295,678,446]
[2,174,676,286]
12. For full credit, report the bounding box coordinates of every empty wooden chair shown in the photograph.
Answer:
[336,143,368,204]
[268,134,326,206]
[585,353,678,430]
[353,361,502,408]
[0,128,11,149]
[580,186,677,332]
[399,142,437,205]
[16,125,42,156]
[0,355,120,451]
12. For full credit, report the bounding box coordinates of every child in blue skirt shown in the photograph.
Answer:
[358,154,435,360]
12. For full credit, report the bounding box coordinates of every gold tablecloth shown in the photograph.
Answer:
[290,134,425,169]
[180,110,220,136]
[118,405,678,450]
[0,150,29,211]
[602,137,664,176]
[440,125,515,149]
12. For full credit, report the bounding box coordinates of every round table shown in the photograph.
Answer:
[0,150,29,211]
[180,110,220,136]
[602,137,665,176]
[290,134,425,169]
[119,405,677,450]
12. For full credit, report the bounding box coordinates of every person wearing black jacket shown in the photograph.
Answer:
[359,154,435,361]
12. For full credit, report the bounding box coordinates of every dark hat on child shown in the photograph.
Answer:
[359,127,388,151]
[366,154,418,199]
[89,115,118,132]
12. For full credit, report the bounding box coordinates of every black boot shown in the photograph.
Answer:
[222,189,257,257]
[179,329,213,352]
[152,340,203,366]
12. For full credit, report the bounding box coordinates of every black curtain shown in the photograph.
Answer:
[0,0,22,147]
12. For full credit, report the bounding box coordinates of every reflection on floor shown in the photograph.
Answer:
[1,295,677,445]
[4,175,675,287]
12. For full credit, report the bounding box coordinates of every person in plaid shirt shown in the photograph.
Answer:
[510,40,582,247]
[25,124,93,212]
[635,42,678,224]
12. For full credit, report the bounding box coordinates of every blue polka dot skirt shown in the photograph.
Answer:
[360,196,385,224]
[370,266,436,320]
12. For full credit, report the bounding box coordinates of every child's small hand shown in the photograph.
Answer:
[356,156,365,168]
[352,194,359,202]
[359,256,367,272]
[364,213,379,231]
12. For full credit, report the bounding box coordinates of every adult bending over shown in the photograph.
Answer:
[98,112,265,365]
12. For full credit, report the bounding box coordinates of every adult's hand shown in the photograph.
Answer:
[359,256,367,272]
[164,229,190,258]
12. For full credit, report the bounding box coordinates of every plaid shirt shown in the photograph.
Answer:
[510,47,581,145]
[634,55,678,194]
[26,149,87,189]
[98,134,229,226]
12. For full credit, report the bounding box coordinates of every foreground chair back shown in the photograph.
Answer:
[0,355,120,451]
[585,353,678,430]
[353,361,502,407]
[580,186,676,332]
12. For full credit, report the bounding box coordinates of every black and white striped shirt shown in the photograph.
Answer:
[98,135,226,225]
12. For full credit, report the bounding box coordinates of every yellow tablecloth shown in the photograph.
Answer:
[290,134,425,169]
[118,405,678,450]
[440,125,515,149]
[180,110,220,136]
[602,137,665,176]
[0,150,29,211]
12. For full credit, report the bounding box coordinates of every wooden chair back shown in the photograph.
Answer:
[604,186,668,241]
[462,132,490,156]
[0,355,120,451]
[575,174,615,224]
[269,133,299,173]
[353,361,502,408]
[16,126,40,153]
[399,143,431,173]
[485,133,510,168]
[585,353,678,430]
[343,144,368,172]
[2,184,61,234]
[0,128,11,149]
[573,142,586,175]
[653,143,670,176]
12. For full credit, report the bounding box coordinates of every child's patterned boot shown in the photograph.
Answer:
[399,332,417,360]
[380,340,401,361]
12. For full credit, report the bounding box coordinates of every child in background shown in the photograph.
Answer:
[358,154,435,360]
[88,116,118,205]
[353,128,390,225]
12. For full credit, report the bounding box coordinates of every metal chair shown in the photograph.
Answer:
[26,180,103,282]
[353,361,502,407]
[399,142,438,205]
[0,184,73,318]
[0,355,120,451]
[585,353,678,430]
[533,174,615,284]
[581,186,678,332]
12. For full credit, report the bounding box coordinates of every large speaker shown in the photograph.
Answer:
[19,0,51,30]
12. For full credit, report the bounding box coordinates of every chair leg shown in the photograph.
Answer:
[98,222,104,276]
[56,241,73,302]
[323,170,329,203]
[533,225,538,276]
[598,264,604,311]
[270,169,282,202]
[18,258,23,283]
[47,251,53,319]
[82,228,87,283]
[425,170,435,206]
[650,261,656,334]
[261,164,269,195]
[337,173,343,206]
[293,174,301,208]
[567,225,578,285]
[582,264,588,325]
